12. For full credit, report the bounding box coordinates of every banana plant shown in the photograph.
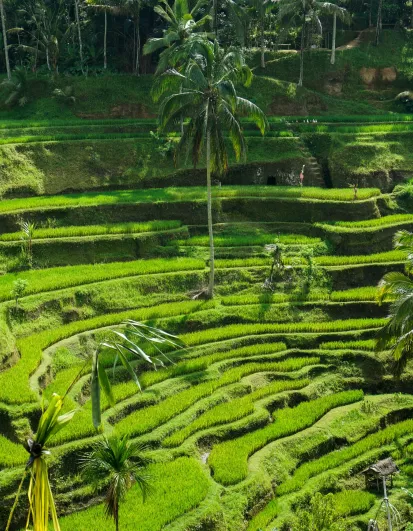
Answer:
[6,394,76,531]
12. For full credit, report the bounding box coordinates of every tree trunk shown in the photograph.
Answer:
[369,0,373,27]
[0,0,11,80]
[135,4,141,75]
[260,14,265,68]
[46,47,51,71]
[104,10,107,69]
[74,0,84,74]
[330,13,336,65]
[298,18,305,86]
[180,83,184,136]
[375,0,383,45]
[206,131,215,299]
[213,0,218,36]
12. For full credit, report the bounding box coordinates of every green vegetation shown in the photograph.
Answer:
[4,3,413,530]
[208,390,363,485]
[59,457,209,531]
[0,221,182,241]
[0,186,381,214]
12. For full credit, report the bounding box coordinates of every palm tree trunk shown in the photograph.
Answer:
[135,4,141,75]
[46,47,51,71]
[330,13,336,65]
[260,14,265,68]
[298,17,305,87]
[206,131,215,299]
[74,0,84,74]
[104,10,107,69]
[180,83,184,136]
[411,0,413,29]
[0,0,11,80]
[375,0,383,45]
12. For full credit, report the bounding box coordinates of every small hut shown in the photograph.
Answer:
[361,457,400,491]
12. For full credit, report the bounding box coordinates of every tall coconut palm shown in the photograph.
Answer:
[0,0,11,79]
[121,0,144,74]
[330,1,350,65]
[87,0,116,69]
[375,0,383,44]
[74,0,85,74]
[80,435,151,531]
[377,230,413,376]
[155,39,268,298]
[278,0,349,86]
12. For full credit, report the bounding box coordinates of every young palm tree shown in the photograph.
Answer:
[0,0,11,79]
[377,230,413,375]
[278,0,349,86]
[80,435,151,531]
[155,39,268,298]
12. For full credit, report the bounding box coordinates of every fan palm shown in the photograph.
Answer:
[80,435,151,531]
[377,230,413,376]
[155,39,268,298]
[277,0,349,86]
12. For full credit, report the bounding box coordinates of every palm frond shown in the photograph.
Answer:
[236,97,269,134]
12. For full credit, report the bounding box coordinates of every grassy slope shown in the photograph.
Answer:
[3,29,413,531]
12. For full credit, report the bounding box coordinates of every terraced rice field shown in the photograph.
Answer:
[2,126,413,531]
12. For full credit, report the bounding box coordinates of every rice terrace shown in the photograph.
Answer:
[4,1,413,531]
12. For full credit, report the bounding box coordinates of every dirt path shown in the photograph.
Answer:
[336,28,375,50]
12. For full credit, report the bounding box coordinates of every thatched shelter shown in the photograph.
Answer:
[361,457,400,490]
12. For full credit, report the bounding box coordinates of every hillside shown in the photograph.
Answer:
[2,23,413,531]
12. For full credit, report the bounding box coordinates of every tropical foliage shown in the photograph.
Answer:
[155,39,268,296]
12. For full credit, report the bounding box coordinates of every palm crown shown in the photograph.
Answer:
[143,0,211,73]
[80,435,151,531]
[377,230,413,375]
[156,39,268,173]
